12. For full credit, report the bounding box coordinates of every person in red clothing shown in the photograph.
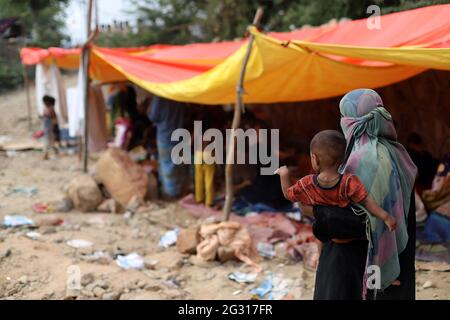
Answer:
[276,130,397,233]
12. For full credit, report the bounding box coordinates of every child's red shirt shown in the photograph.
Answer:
[287,173,368,207]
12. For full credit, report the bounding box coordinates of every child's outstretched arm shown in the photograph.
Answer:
[275,166,314,216]
[362,196,397,232]
[274,166,291,200]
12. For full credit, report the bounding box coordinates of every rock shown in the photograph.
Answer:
[93,280,109,290]
[81,289,94,298]
[176,227,200,254]
[422,280,435,289]
[136,280,147,289]
[145,284,162,292]
[18,276,28,284]
[168,257,184,271]
[67,175,103,212]
[188,255,211,267]
[50,197,73,213]
[97,198,119,214]
[81,273,95,287]
[102,291,121,300]
[95,148,148,207]
[37,217,64,227]
[164,288,184,299]
[144,259,159,270]
[92,286,106,298]
[41,227,57,235]
[0,249,12,259]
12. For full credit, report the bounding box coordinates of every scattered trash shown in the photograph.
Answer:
[115,252,144,270]
[6,187,38,197]
[250,273,291,300]
[3,215,34,227]
[164,277,181,288]
[250,276,273,298]
[123,211,133,219]
[228,272,258,284]
[422,280,435,289]
[32,203,52,213]
[25,231,42,240]
[286,211,302,221]
[256,242,276,259]
[159,228,180,248]
[32,130,44,139]
[232,290,242,296]
[269,274,291,300]
[66,239,93,249]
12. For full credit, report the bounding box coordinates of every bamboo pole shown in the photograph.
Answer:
[22,61,32,131]
[82,0,94,173]
[223,8,264,221]
[18,39,32,131]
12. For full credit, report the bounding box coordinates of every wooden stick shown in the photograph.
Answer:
[223,7,264,221]
[22,62,32,131]
[82,0,94,173]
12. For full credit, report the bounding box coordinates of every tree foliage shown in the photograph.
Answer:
[96,0,450,47]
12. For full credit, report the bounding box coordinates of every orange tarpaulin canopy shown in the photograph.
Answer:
[21,4,450,104]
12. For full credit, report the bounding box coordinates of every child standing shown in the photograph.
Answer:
[195,140,215,207]
[276,130,396,234]
[42,95,59,160]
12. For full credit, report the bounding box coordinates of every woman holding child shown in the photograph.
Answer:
[277,89,417,300]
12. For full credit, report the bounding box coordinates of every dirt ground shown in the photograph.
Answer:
[0,82,449,300]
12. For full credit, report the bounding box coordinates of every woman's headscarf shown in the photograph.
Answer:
[339,89,417,294]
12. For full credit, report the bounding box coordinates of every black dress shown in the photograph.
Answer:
[312,193,416,300]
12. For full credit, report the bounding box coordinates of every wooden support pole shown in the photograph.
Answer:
[82,0,94,173]
[223,7,264,221]
[22,63,32,131]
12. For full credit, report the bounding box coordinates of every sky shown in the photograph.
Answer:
[65,0,135,45]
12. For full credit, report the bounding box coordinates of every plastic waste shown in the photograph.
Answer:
[115,252,144,270]
[250,276,273,298]
[66,239,93,249]
[3,215,34,227]
[25,231,41,240]
[256,242,276,259]
[158,228,180,248]
[6,187,38,197]
[228,272,258,283]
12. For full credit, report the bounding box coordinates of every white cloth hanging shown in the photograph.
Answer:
[67,64,85,137]
[35,63,68,126]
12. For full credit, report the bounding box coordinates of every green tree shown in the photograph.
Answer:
[0,0,69,47]
[106,0,450,47]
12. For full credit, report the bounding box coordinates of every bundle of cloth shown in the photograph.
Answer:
[422,157,450,217]
[418,157,450,247]
[196,221,261,272]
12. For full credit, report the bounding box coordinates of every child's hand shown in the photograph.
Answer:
[385,216,397,232]
[274,165,288,176]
